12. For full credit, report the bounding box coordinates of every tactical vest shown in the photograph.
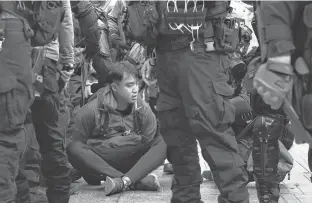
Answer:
[156,1,242,53]
[157,1,230,35]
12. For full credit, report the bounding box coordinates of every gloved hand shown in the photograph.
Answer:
[81,25,101,61]
[110,34,130,55]
[76,3,101,60]
[253,56,294,110]
[141,58,157,86]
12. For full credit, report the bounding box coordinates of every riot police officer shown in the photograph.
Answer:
[0,1,101,202]
[141,1,250,202]
[252,1,312,202]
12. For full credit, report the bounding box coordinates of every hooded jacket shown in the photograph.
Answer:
[70,85,157,148]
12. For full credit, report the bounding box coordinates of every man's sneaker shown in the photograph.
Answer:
[131,174,161,191]
[163,163,173,174]
[104,177,125,196]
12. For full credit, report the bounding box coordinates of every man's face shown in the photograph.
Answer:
[114,73,139,104]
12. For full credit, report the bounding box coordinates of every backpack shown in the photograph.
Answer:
[122,1,159,46]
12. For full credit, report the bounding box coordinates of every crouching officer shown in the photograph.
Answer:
[252,1,312,202]
[139,1,250,203]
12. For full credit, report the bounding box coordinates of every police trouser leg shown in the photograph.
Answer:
[16,151,30,203]
[31,91,71,203]
[252,115,282,203]
[23,111,41,186]
[161,125,203,203]
[156,48,250,203]
[0,18,33,203]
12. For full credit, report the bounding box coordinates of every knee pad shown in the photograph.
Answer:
[252,115,283,181]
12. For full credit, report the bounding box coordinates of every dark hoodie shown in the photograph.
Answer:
[70,85,157,148]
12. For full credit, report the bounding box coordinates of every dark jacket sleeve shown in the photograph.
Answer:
[70,103,96,143]
[140,102,157,143]
[259,1,300,58]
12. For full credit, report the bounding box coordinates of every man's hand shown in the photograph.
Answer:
[253,56,293,110]
[141,58,157,86]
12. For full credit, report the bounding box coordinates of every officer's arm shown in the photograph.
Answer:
[70,1,101,56]
[140,102,157,143]
[259,1,299,59]
[107,0,127,47]
[58,0,74,65]
[70,104,96,144]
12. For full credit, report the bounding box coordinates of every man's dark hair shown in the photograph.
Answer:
[107,60,139,84]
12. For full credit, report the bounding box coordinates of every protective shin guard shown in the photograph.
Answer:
[252,116,281,203]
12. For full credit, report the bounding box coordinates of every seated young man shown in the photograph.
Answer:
[66,61,167,196]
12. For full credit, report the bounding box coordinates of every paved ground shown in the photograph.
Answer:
[69,143,312,203]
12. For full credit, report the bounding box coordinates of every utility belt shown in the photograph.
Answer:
[158,17,241,54]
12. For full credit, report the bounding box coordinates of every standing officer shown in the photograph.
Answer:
[0,1,101,202]
[141,1,250,203]
[252,1,312,202]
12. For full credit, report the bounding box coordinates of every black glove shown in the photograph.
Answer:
[82,25,101,61]
[110,34,130,55]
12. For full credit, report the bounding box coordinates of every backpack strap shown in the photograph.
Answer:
[97,90,110,136]
[99,109,109,136]
[133,107,143,134]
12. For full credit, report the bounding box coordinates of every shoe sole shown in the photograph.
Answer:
[104,177,115,196]
[148,174,161,191]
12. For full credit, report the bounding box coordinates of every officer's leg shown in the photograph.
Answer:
[156,50,203,203]
[0,18,33,202]
[252,114,283,203]
[158,109,203,203]
[23,111,41,187]
[16,151,30,203]
[177,49,250,203]
[16,111,35,203]
[31,58,71,203]
[66,74,83,144]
